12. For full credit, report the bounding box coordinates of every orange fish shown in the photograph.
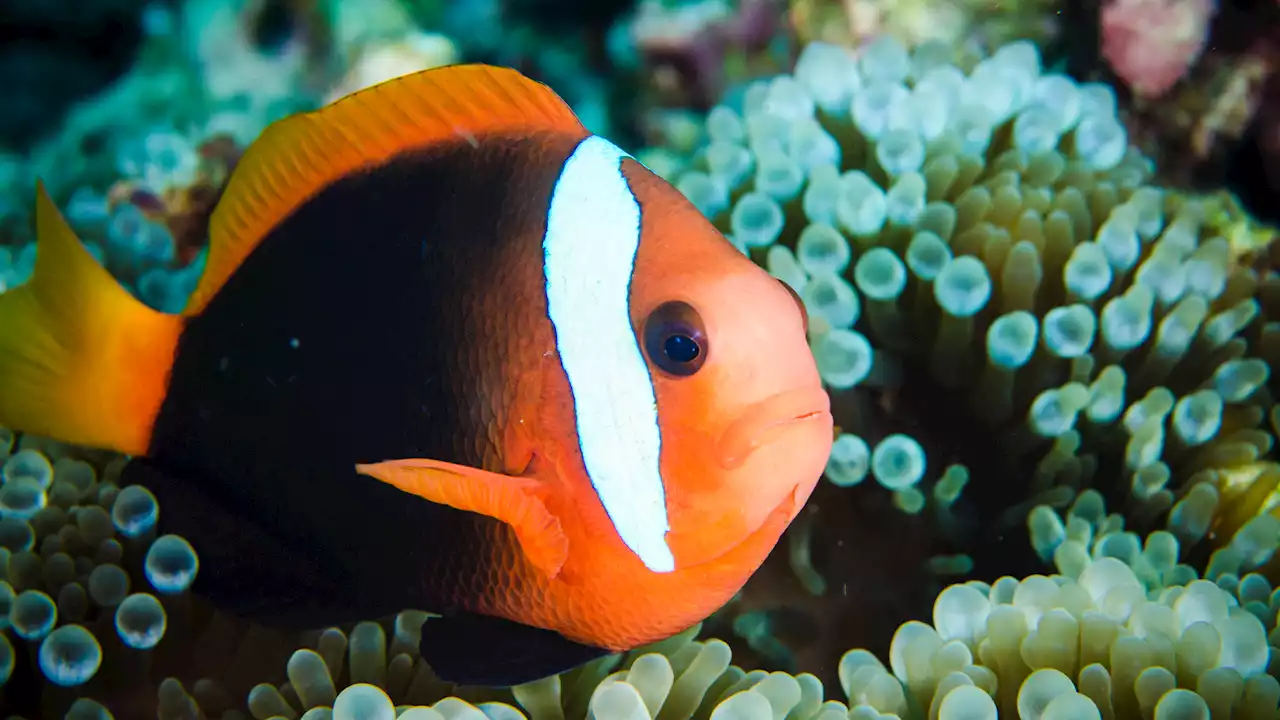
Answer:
[0,65,833,685]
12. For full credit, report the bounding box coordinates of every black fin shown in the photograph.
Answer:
[120,458,359,630]
[420,611,611,687]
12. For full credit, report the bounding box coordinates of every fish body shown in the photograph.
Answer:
[0,65,833,686]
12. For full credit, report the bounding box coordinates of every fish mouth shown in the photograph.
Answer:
[715,387,833,470]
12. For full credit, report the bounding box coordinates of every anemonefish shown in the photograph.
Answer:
[0,65,833,686]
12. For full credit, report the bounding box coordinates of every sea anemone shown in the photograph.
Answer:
[834,526,1279,719]
[631,31,1280,688]
[703,33,1277,570]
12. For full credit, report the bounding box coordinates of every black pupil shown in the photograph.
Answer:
[663,333,700,363]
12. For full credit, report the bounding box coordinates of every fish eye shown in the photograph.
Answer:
[779,280,809,334]
[643,301,707,377]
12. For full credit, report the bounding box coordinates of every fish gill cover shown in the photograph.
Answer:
[0,0,1279,718]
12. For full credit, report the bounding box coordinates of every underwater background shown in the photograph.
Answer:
[2,0,1280,717]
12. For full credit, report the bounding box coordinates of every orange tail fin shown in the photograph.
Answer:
[0,183,184,456]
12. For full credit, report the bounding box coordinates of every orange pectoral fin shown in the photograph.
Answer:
[355,458,569,579]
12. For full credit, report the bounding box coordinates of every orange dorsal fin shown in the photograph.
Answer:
[185,64,587,316]
[0,183,183,455]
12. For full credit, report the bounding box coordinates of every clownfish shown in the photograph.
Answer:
[0,65,833,686]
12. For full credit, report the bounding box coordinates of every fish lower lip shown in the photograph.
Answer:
[716,388,832,470]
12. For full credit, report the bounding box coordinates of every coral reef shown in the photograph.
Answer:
[0,0,471,314]
[613,0,791,111]
[1099,0,1217,100]
[0,0,152,151]
[786,0,1062,58]
[1075,0,1280,225]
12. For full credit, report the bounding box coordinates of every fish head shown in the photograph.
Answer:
[502,144,833,649]
[622,161,834,572]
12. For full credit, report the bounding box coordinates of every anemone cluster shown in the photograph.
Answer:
[834,516,1279,719]
[0,436,204,716]
[643,33,1280,588]
[640,30,1280,717]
